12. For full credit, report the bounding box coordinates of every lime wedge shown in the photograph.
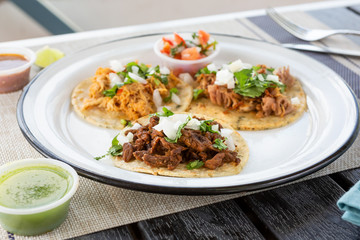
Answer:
[35,46,65,68]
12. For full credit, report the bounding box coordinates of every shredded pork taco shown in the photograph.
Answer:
[187,59,307,130]
[72,61,193,129]
[97,108,249,178]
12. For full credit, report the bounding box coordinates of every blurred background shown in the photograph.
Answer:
[1,0,325,42]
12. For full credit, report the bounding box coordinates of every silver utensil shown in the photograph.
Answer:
[281,43,360,57]
[266,8,360,41]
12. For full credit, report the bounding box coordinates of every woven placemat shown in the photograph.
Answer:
[1,11,360,239]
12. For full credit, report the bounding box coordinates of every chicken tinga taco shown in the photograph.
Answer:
[187,59,307,130]
[96,108,249,178]
[71,61,193,129]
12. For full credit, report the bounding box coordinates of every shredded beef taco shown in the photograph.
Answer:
[187,59,307,130]
[71,61,193,129]
[98,109,249,178]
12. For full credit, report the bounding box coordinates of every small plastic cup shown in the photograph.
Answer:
[0,47,36,93]
[153,33,219,75]
[0,158,79,236]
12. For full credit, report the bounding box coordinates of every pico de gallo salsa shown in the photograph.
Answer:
[160,30,218,61]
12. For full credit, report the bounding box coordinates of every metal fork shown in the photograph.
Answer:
[266,8,360,41]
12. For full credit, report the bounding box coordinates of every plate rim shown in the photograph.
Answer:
[17,33,360,195]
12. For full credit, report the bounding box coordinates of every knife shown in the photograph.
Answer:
[281,43,360,57]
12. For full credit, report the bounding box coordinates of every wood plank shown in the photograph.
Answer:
[137,199,265,240]
[240,176,360,239]
[331,167,360,190]
[70,225,134,240]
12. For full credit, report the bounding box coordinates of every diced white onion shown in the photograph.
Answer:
[109,60,125,72]
[171,93,181,105]
[160,66,170,75]
[228,59,243,73]
[215,69,235,89]
[185,118,200,130]
[291,97,300,105]
[196,47,202,53]
[109,72,123,88]
[258,74,264,81]
[153,114,190,140]
[266,74,280,82]
[211,124,219,132]
[128,72,147,84]
[220,128,235,151]
[153,89,162,108]
[178,73,194,86]
[131,123,142,130]
[131,66,139,74]
[207,63,218,72]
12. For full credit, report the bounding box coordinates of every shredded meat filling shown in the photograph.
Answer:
[195,65,295,118]
[82,67,181,120]
[119,116,240,170]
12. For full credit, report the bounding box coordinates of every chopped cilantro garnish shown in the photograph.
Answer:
[165,116,191,143]
[213,138,228,150]
[195,66,216,77]
[94,134,123,160]
[164,88,179,102]
[233,67,285,98]
[152,107,174,117]
[186,160,204,170]
[170,42,184,57]
[102,85,120,98]
[193,89,204,100]
[199,120,219,134]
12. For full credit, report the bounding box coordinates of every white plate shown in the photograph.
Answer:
[17,34,359,194]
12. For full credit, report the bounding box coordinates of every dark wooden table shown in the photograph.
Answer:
[71,168,360,239]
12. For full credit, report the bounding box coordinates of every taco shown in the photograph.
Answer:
[187,59,307,130]
[97,109,249,178]
[71,61,193,129]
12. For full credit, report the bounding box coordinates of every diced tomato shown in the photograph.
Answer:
[198,30,210,47]
[160,42,171,55]
[162,37,174,46]
[116,88,123,95]
[180,47,201,60]
[174,32,186,46]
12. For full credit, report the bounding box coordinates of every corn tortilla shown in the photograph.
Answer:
[113,114,249,178]
[71,79,193,129]
[187,78,307,131]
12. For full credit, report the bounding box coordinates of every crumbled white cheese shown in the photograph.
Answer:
[128,72,147,84]
[215,69,235,89]
[228,59,243,73]
[207,63,218,72]
[160,66,170,75]
[108,72,123,88]
[109,60,125,72]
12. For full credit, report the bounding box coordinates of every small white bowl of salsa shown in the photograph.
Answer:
[0,158,79,236]
[154,31,219,75]
[0,47,36,93]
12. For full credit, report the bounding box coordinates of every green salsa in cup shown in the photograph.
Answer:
[0,159,79,236]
